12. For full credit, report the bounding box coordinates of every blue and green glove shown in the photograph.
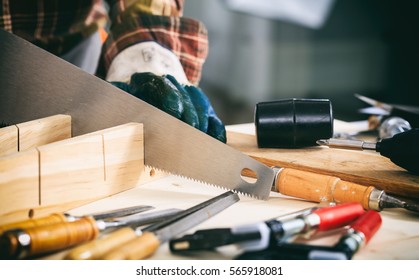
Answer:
[111,72,227,143]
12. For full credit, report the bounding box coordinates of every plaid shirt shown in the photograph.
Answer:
[0,0,206,84]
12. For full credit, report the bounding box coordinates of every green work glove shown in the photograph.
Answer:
[110,72,226,143]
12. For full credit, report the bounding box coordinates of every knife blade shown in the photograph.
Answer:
[0,29,275,200]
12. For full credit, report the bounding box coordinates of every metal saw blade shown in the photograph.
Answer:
[0,30,274,199]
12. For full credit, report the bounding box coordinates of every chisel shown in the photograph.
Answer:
[101,191,240,260]
[236,210,382,260]
[169,202,364,252]
[0,205,154,235]
[64,208,183,260]
[0,207,181,259]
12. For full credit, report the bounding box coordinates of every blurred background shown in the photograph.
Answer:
[183,0,419,125]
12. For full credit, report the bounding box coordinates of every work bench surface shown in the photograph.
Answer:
[44,121,419,260]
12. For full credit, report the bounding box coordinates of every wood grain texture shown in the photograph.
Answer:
[0,122,147,226]
[17,114,71,151]
[0,149,39,222]
[227,131,419,198]
[0,125,18,156]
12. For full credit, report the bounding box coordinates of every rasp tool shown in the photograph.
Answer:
[0,205,154,235]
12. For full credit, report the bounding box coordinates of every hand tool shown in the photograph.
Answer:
[101,191,240,260]
[236,210,382,260]
[0,30,275,201]
[355,93,419,128]
[0,30,410,211]
[255,98,333,148]
[169,202,364,252]
[0,205,154,235]
[64,208,184,260]
[0,207,181,259]
[270,167,419,212]
[317,128,419,175]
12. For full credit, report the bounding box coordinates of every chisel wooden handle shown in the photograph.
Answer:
[0,213,68,235]
[0,216,99,259]
[274,168,375,210]
[102,231,160,260]
[65,227,137,260]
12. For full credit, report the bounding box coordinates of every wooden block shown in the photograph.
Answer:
[0,125,18,156]
[17,114,72,151]
[0,122,146,224]
[100,123,144,193]
[38,134,105,206]
[0,115,71,158]
[39,123,144,209]
[0,149,39,223]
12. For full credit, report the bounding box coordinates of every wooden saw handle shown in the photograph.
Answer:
[102,231,160,260]
[0,216,99,259]
[0,213,68,236]
[65,227,137,260]
[274,168,375,210]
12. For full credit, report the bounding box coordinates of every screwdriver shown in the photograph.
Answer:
[169,203,365,253]
[236,210,382,260]
[317,128,419,174]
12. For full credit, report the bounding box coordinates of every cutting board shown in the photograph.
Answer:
[227,131,419,199]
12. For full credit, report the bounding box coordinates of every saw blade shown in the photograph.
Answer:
[0,30,274,200]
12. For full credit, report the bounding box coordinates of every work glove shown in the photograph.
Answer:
[111,72,227,143]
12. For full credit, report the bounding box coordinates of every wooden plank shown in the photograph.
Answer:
[38,133,105,206]
[38,123,145,214]
[0,149,39,224]
[17,114,71,151]
[227,131,419,199]
[0,115,71,158]
[0,125,18,156]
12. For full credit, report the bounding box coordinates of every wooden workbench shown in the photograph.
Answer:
[42,121,419,260]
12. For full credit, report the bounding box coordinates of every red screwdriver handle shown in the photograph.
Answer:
[313,202,365,232]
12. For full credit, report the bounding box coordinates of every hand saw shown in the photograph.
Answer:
[0,30,274,200]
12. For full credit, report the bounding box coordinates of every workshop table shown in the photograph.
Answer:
[43,121,419,260]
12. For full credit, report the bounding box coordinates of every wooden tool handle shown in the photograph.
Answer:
[0,213,67,235]
[275,168,375,210]
[1,216,99,259]
[102,231,160,260]
[65,227,137,260]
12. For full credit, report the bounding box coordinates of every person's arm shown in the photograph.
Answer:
[98,0,226,142]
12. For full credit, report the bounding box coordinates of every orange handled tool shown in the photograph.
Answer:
[271,167,418,212]
[0,205,153,235]
[0,217,99,259]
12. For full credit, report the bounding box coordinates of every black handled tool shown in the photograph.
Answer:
[317,128,419,175]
